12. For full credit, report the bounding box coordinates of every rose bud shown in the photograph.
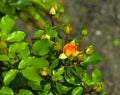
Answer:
[77,51,86,62]
[49,6,56,15]
[81,29,88,36]
[93,82,105,93]
[54,42,62,51]
[40,67,49,77]
[64,24,72,35]
[85,45,94,55]
[41,34,51,40]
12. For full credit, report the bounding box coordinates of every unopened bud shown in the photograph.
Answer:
[0,41,7,49]
[81,29,88,36]
[54,42,62,51]
[64,24,72,35]
[93,82,105,92]
[41,34,51,40]
[85,45,94,55]
[49,6,56,15]
[77,51,86,62]
[40,67,49,77]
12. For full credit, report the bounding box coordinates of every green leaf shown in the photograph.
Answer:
[81,53,102,66]
[19,57,49,69]
[17,46,30,59]
[18,89,33,95]
[7,31,26,42]
[32,39,53,56]
[0,55,9,61]
[33,30,44,38]
[0,15,15,37]
[0,86,14,95]
[50,58,59,69]
[52,67,64,81]
[31,57,49,68]
[72,87,83,95]
[21,67,41,81]
[3,69,18,85]
[43,83,51,93]
[92,69,101,82]
[9,42,28,53]
[71,66,86,79]
[64,70,76,85]
[28,81,41,90]
[56,66,64,75]
[18,56,35,69]
[46,28,57,37]
[56,82,71,94]
[11,0,31,10]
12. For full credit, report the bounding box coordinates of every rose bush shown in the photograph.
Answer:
[0,0,107,95]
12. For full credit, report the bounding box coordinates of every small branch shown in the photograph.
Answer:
[65,34,69,44]
[51,16,55,26]
[79,36,86,50]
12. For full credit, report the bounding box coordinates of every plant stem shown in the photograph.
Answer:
[79,36,86,50]
[51,16,55,26]
[65,34,69,44]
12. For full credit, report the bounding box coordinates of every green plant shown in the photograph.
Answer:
[0,0,106,95]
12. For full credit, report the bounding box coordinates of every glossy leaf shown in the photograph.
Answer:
[7,31,26,42]
[64,70,76,85]
[18,56,35,69]
[0,15,15,36]
[17,46,30,59]
[3,69,18,85]
[0,86,14,95]
[11,0,31,10]
[52,67,64,81]
[33,30,44,39]
[30,57,49,68]
[0,55,9,61]
[81,53,102,66]
[92,69,101,82]
[50,58,59,69]
[21,67,41,81]
[9,42,28,53]
[32,39,53,56]
[56,82,71,94]
[46,28,57,37]
[28,81,41,90]
[71,87,83,95]
[18,89,33,95]
[56,66,64,75]
[43,83,51,93]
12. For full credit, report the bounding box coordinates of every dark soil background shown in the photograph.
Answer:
[63,0,120,95]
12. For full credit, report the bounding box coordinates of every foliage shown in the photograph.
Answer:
[0,0,106,95]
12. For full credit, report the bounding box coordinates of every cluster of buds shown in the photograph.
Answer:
[77,45,94,62]
[58,24,94,63]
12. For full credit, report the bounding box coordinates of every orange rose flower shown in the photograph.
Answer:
[63,43,77,57]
